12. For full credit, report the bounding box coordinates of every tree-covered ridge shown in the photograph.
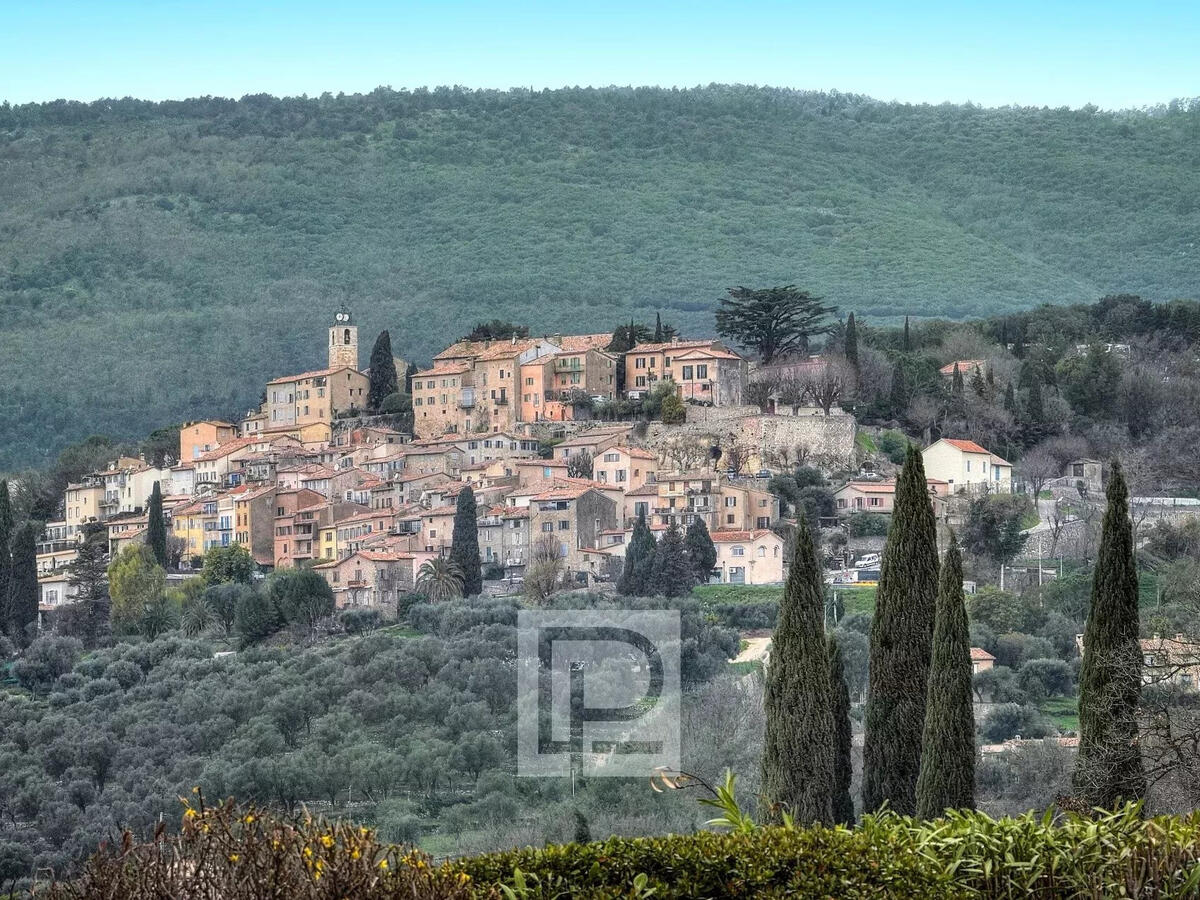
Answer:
[1,85,1198,467]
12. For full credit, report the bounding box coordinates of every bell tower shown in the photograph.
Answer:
[328,304,359,370]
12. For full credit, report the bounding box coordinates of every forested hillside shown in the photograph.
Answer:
[1,86,1198,467]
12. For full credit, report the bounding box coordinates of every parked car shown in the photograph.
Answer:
[756,469,772,479]
[854,553,881,568]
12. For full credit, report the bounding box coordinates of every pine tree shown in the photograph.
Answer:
[951,363,964,396]
[1073,460,1146,809]
[7,523,39,645]
[367,330,400,411]
[684,518,717,585]
[0,481,12,631]
[450,485,483,597]
[146,481,168,569]
[66,522,110,645]
[761,517,835,824]
[648,523,693,597]
[654,312,664,343]
[1003,382,1016,413]
[915,534,976,818]
[844,312,859,370]
[618,513,656,596]
[862,445,939,815]
[828,634,856,825]
[903,316,912,352]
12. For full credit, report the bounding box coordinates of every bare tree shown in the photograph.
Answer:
[1018,446,1060,498]
[775,376,807,415]
[722,443,750,475]
[801,357,855,415]
[746,375,777,411]
[525,534,564,604]
[566,450,594,479]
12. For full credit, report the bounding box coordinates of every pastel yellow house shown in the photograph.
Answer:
[921,439,1013,494]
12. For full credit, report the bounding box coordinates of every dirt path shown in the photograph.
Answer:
[733,635,771,664]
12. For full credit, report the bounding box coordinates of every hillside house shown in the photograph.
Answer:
[711,529,785,585]
[922,439,1013,494]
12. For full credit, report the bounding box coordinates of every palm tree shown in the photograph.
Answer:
[181,596,215,637]
[416,558,465,602]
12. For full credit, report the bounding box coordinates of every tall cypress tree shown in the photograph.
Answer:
[8,523,38,645]
[403,361,418,395]
[654,313,664,343]
[844,312,859,370]
[863,445,939,815]
[367,330,400,411]
[1003,382,1016,413]
[648,523,693,597]
[828,634,856,825]
[146,481,168,569]
[684,518,717,585]
[618,512,656,596]
[903,316,911,352]
[915,534,976,818]
[1073,460,1146,809]
[449,485,483,596]
[951,363,964,396]
[1026,375,1045,422]
[761,517,835,824]
[0,481,12,630]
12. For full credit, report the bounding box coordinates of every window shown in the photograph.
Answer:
[696,364,708,379]
[616,470,627,483]
[966,460,971,472]
[635,376,646,387]
[558,520,570,530]
[725,497,737,508]
[542,522,554,533]
[526,377,534,386]
[681,365,693,380]
[731,546,745,557]
[649,358,656,368]
[727,514,736,525]
[757,547,766,557]
[636,358,647,369]
[603,452,620,462]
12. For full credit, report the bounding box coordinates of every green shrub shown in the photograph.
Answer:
[460,826,960,899]
[847,511,890,536]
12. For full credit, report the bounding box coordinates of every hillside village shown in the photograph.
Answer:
[33,302,1048,619]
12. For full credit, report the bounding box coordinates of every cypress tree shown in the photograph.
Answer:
[648,523,693,597]
[654,312,664,343]
[903,316,911,352]
[889,361,909,416]
[862,445,939,815]
[0,481,12,629]
[1027,375,1045,422]
[844,312,859,370]
[761,516,835,823]
[8,523,38,645]
[684,517,717,585]
[915,534,976,818]
[403,362,418,395]
[618,512,656,596]
[1003,382,1016,414]
[449,485,483,597]
[828,634,856,825]
[951,363,964,396]
[367,330,400,411]
[970,366,986,397]
[1073,460,1146,809]
[146,481,168,569]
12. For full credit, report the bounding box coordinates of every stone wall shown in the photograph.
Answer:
[643,407,857,472]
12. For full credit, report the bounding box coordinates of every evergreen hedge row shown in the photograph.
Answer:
[33,801,1200,899]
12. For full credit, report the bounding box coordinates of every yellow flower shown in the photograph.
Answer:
[378,860,389,871]
[320,835,334,848]
[228,854,239,863]
[350,848,361,860]
[183,808,197,819]
[243,814,255,824]
[304,847,314,858]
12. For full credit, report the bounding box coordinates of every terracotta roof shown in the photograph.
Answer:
[939,359,987,376]
[630,339,723,353]
[529,482,594,501]
[970,647,996,661]
[624,447,658,460]
[267,365,360,385]
[838,481,897,494]
[473,339,547,361]
[669,345,743,361]
[625,484,661,497]
[989,454,1013,467]
[433,340,488,361]
[554,334,614,353]
[938,439,992,455]
[194,436,258,462]
[415,362,471,378]
[711,529,776,542]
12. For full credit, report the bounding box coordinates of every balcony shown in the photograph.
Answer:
[492,393,509,406]
[459,388,476,409]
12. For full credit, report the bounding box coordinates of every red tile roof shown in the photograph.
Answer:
[711,529,777,542]
[940,439,992,455]
[938,360,987,376]
[267,366,360,385]
[554,334,614,353]
[970,647,997,661]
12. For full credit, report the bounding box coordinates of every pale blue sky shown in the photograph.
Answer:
[2,1,1197,108]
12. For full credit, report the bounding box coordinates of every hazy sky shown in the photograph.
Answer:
[2,1,1197,108]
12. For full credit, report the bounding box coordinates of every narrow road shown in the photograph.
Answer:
[733,636,771,664]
